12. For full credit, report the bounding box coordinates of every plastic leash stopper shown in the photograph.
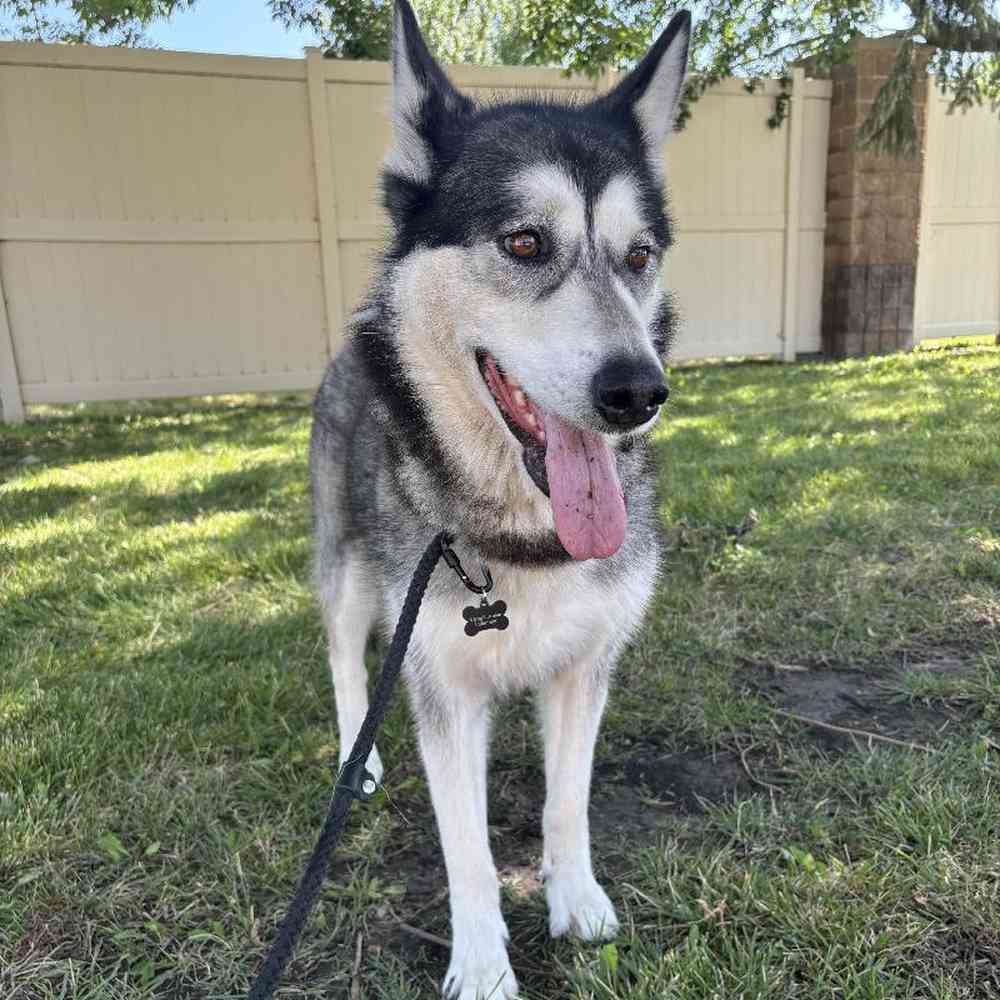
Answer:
[337,756,378,802]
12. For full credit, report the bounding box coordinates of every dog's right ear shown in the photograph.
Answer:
[386,0,472,184]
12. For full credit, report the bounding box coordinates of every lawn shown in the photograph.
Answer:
[2,347,999,1000]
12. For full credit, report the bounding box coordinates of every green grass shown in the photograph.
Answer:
[2,349,999,999]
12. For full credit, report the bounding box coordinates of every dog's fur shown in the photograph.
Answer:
[310,5,690,995]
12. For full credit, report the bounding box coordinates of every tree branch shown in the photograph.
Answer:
[728,33,827,72]
[923,14,1000,53]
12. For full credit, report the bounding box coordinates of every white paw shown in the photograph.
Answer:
[546,872,620,941]
[338,745,383,785]
[443,922,518,999]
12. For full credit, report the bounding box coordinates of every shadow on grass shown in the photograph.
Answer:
[0,404,311,469]
[2,598,334,801]
[4,449,308,560]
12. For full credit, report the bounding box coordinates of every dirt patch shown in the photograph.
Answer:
[15,903,92,962]
[752,657,977,750]
[926,926,1000,995]
[594,749,750,827]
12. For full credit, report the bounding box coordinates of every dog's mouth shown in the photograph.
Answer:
[476,350,626,561]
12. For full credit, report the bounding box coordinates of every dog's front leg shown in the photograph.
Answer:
[416,682,518,1000]
[539,659,620,941]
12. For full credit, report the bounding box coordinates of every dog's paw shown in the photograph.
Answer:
[443,924,517,999]
[443,960,518,1000]
[338,745,383,785]
[546,872,620,941]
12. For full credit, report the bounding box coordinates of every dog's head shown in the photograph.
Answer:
[380,0,691,561]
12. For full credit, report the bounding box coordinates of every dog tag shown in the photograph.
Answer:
[440,537,510,637]
[463,598,509,637]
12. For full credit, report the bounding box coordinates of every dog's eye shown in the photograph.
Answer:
[504,231,541,260]
[626,247,651,273]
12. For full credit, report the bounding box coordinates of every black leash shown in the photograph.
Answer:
[246,531,448,1000]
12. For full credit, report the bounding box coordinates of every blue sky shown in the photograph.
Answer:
[0,1,320,57]
[148,1,319,57]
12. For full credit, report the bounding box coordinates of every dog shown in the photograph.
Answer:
[310,3,690,995]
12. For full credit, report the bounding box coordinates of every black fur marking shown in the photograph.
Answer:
[471,528,573,567]
[382,99,673,263]
[355,319,458,491]
[652,294,679,361]
[534,244,583,301]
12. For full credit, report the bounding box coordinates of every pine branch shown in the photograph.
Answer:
[856,38,921,157]
[923,13,1000,54]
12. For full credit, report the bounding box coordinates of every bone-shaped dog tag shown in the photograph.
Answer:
[463,598,509,637]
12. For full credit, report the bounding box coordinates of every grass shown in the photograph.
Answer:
[2,347,999,999]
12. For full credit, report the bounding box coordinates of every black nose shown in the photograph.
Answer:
[592,357,669,430]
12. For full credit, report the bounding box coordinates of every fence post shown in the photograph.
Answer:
[306,48,346,361]
[912,92,937,347]
[0,252,25,423]
[781,67,806,362]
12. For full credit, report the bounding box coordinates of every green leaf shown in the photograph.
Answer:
[601,941,619,977]
[97,832,129,862]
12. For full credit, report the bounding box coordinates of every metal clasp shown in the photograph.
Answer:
[439,537,493,595]
[337,756,378,802]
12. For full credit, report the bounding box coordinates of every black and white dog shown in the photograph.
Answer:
[310,4,690,995]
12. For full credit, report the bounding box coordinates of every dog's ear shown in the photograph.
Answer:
[386,0,472,184]
[598,11,691,165]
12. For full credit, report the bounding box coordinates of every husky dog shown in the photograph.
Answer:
[310,3,690,995]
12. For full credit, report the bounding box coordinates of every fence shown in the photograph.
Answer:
[914,91,1000,344]
[0,42,832,421]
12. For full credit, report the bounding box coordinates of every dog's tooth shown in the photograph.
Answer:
[512,389,527,409]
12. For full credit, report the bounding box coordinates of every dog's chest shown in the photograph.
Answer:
[404,559,655,693]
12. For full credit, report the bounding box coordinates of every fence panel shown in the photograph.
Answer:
[667,76,830,359]
[914,93,1000,343]
[0,47,327,409]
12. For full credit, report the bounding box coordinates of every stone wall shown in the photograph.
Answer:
[820,38,929,357]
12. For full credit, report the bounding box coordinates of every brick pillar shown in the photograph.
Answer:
[821,37,928,357]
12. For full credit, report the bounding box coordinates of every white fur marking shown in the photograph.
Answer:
[635,25,689,172]
[322,552,384,782]
[508,164,586,241]
[385,8,432,183]
[593,175,646,252]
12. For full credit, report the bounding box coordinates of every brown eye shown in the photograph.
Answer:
[504,231,540,260]
[626,247,651,273]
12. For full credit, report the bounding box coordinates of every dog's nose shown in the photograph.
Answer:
[592,357,669,430]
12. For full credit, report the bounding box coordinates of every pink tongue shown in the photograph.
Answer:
[543,412,626,560]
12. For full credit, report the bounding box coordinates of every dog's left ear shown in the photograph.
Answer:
[598,10,691,165]
[386,0,472,184]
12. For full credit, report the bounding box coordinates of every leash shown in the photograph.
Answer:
[246,530,501,1000]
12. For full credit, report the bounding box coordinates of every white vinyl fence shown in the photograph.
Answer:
[914,90,1000,344]
[0,42,832,422]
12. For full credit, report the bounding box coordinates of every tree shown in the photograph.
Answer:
[2,0,997,155]
[0,1,192,45]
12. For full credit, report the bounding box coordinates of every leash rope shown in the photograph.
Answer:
[246,531,449,1000]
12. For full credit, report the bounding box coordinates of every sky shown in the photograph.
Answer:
[0,1,321,58]
[147,1,319,58]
